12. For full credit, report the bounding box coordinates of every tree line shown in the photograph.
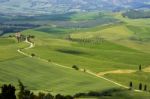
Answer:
[8,34,35,43]
[129,64,149,91]
[4,81,147,99]
[66,35,104,45]
[129,81,148,91]
[0,80,73,99]
[122,10,150,19]
[0,24,40,36]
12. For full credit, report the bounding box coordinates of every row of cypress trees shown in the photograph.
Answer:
[129,82,148,91]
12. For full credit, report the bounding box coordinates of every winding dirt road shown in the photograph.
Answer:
[17,38,34,57]
[97,70,136,76]
[17,39,143,93]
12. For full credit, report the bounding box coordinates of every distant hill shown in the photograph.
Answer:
[0,0,150,15]
[122,10,150,19]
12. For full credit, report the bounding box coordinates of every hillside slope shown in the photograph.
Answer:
[0,0,150,14]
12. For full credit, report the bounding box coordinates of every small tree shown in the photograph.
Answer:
[30,35,35,39]
[17,37,21,43]
[144,85,147,91]
[139,64,142,71]
[55,94,64,99]
[65,95,73,99]
[38,92,45,99]
[72,65,79,70]
[139,83,142,90]
[129,81,133,90]
[18,80,26,99]
[48,59,51,62]
[31,53,35,57]
[18,80,34,99]
[1,84,16,99]
[45,93,54,99]
[83,69,86,72]
[9,35,12,37]
[20,35,26,42]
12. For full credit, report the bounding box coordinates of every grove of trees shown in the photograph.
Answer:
[0,81,73,99]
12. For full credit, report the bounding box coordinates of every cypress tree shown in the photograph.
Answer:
[144,85,147,91]
[139,64,142,71]
[139,83,142,90]
[129,81,133,90]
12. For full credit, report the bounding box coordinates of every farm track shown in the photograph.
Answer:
[97,70,136,76]
[17,39,143,93]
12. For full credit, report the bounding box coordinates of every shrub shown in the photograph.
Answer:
[48,59,52,62]
[31,53,35,57]
[72,65,79,70]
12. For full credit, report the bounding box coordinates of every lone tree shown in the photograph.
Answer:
[139,64,142,71]
[48,59,51,62]
[27,35,35,42]
[31,53,35,57]
[72,65,79,70]
[139,83,142,90]
[15,32,21,43]
[0,84,16,99]
[129,81,133,90]
[144,84,147,91]
[15,33,26,43]
[83,69,86,72]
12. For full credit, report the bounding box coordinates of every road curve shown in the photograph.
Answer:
[17,39,143,93]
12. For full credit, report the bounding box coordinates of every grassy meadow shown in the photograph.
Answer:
[1,11,150,98]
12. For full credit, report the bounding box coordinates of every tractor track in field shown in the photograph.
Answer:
[17,39,143,93]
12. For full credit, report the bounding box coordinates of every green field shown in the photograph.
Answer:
[0,38,120,95]
[104,71,150,91]
[1,12,150,98]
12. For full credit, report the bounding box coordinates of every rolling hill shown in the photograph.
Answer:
[1,3,150,98]
[0,0,150,14]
